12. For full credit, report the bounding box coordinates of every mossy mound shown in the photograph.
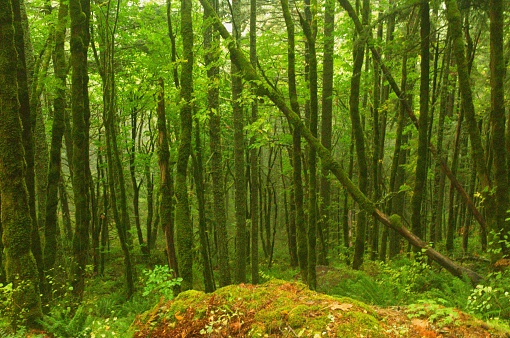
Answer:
[133,279,509,337]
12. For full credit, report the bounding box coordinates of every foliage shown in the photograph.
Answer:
[467,271,510,320]
[407,299,460,327]
[141,265,182,300]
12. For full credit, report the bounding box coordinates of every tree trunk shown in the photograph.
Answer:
[489,0,509,256]
[192,118,215,292]
[232,0,247,284]
[249,0,259,284]
[70,0,91,301]
[319,0,334,267]
[410,0,430,247]
[157,79,179,278]
[204,0,231,286]
[0,0,43,326]
[281,0,307,283]
[44,0,68,298]
[350,0,369,270]
[175,0,194,290]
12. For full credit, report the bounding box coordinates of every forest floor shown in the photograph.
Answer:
[132,278,510,337]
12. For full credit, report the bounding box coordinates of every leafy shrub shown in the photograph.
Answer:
[141,265,182,300]
[467,271,510,320]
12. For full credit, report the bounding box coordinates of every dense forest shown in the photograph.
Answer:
[1,0,510,335]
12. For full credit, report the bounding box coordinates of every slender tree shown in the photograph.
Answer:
[410,0,430,245]
[175,0,194,290]
[204,0,231,286]
[232,0,247,284]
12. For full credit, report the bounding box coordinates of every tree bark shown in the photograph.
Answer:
[281,0,307,282]
[175,0,194,290]
[410,0,430,246]
[204,0,231,286]
[70,0,91,301]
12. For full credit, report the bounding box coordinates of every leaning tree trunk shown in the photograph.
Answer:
[199,0,483,286]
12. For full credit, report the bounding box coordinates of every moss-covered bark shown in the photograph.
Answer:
[249,0,259,285]
[70,0,91,300]
[157,79,179,278]
[0,0,43,327]
[410,0,430,245]
[231,0,247,284]
[319,0,334,266]
[204,0,231,286]
[281,0,308,284]
[489,0,510,255]
[349,0,369,270]
[175,0,194,291]
[44,0,68,289]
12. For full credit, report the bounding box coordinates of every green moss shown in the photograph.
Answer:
[335,311,384,337]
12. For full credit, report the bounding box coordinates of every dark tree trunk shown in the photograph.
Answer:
[0,0,43,326]
[157,79,179,279]
[489,0,509,255]
[281,0,307,282]
[249,0,259,285]
[232,0,247,284]
[70,0,91,302]
[319,0,335,266]
[410,0,430,247]
[204,0,231,286]
[175,0,194,290]
[192,119,215,292]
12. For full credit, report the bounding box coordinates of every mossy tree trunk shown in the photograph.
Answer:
[348,0,369,270]
[175,0,194,290]
[489,0,509,255]
[97,1,135,297]
[70,0,91,301]
[12,0,44,296]
[319,0,334,266]
[249,0,259,285]
[410,0,430,247]
[157,79,179,277]
[281,0,307,283]
[44,0,68,298]
[232,0,247,284]
[192,119,215,292]
[301,0,318,290]
[0,0,43,327]
[204,0,231,287]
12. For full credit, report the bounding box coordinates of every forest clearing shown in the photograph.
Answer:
[2,0,510,336]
